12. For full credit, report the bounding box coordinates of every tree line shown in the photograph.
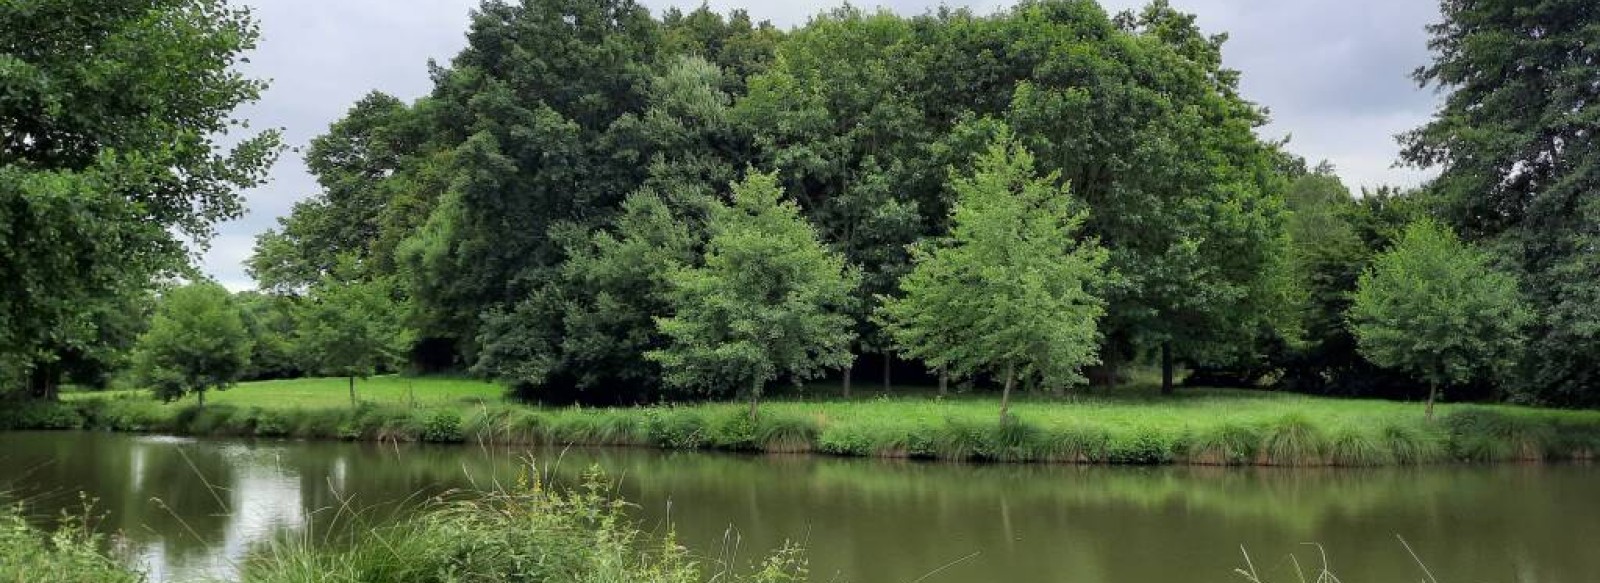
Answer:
[3,0,1595,413]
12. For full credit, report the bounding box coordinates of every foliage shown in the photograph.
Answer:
[234,292,304,381]
[127,283,253,406]
[1400,0,1600,406]
[0,0,280,398]
[294,276,412,389]
[248,92,421,292]
[236,474,808,583]
[0,508,143,583]
[648,172,860,415]
[1348,219,1533,414]
[878,131,1108,418]
[475,190,703,404]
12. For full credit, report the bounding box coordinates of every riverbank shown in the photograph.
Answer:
[6,377,1599,466]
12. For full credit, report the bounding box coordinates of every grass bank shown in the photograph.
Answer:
[1,472,807,583]
[8,377,1600,466]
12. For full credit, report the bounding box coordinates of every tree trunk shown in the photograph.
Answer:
[349,376,357,408]
[27,365,60,401]
[1425,382,1438,421]
[842,365,852,400]
[748,378,762,421]
[938,370,949,398]
[197,389,206,409]
[882,351,893,392]
[999,362,1016,424]
[1160,341,1175,396]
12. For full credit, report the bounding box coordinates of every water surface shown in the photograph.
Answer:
[2,431,1595,582]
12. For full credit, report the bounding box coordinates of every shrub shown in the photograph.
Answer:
[1106,430,1175,465]
[706,409,758,450]
[254,408,293,438]
[0,401,85,430]
[421,411,463,443]
[645,408,709,449]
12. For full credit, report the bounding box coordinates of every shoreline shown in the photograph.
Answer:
[5,392,1598,467]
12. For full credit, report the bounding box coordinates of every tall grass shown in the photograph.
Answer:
[0,503,142,583]
[237,471,808,583]
[12,386,1600,467]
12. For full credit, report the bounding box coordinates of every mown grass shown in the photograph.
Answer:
[14,377,1600,466]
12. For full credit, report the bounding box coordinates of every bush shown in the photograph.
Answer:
[645,408,709,449]
[1106,430,1175,465]
[0,401,85,430]
[421,411,463,443]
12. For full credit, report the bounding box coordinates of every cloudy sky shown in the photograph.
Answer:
[208,0,1444,291]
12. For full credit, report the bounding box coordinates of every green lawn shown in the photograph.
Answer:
[67,375,503,410]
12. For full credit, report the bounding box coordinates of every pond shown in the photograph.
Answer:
[1,431,1595,582]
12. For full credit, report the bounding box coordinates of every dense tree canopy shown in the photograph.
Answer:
[1,0,279,399]
[1401,0,1600,406]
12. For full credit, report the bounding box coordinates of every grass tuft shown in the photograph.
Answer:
[1262,414,1327,466]
[1327,426,1389,466]
[1187,424,1263,466]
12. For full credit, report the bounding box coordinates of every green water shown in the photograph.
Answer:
[1,431,1595,582]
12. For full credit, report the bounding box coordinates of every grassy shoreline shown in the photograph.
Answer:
[6,377,1600,466]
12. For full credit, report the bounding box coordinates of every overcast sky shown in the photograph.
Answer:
[207,0,1444,291]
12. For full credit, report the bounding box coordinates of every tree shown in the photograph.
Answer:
[474,190,702,404]
[235,292,304,381]
[1399,0,1600,406]
[1,0,279,399]
[1347,220,1533,419]
[648,172,859,419]
[295,276,412,408]
[248,92,420,293]
[129,283,254,407]
[878,133,1108,423]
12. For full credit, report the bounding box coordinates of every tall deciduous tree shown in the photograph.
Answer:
[475,190,702,403]
[1400,0,1600,406]
[249,92,419,293]
[1348,220,1532,419]
[129,283,254,407]
[648,172,859,419]
[1,0,279,399]
[878,133,1108,423]
[295,276,412,408]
